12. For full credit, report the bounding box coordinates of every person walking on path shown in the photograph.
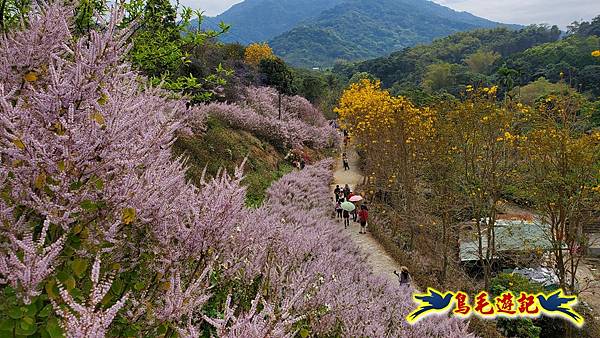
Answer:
[358,205,369,234]
[342,153,350,171]
[335,199,343,219]
[394,266,411,287]
[343,184,351,198]
[334,185,341,202]
[343,129,350,148]
[342,208,350,229]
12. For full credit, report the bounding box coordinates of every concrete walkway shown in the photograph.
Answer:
[331,145,402,283]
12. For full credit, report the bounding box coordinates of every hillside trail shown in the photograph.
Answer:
[331,144,403,284]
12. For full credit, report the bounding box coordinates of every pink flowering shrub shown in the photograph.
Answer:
[178,159,476,337]
[199,86,338,149]
[0,2,473,337]
[243,86,327,127]
[0,3,209,336]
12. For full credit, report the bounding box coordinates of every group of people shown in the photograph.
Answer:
[335,126,411,288]
[284,149,309,170]
[334,184,369,234]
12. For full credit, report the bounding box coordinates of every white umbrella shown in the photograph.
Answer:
[341,201,356,212]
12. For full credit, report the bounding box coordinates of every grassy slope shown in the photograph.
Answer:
[173,118,294,207]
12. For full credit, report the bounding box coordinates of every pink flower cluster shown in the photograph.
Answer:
[0,220,66,304]
[51,256,129,338]
[199,86,338,149]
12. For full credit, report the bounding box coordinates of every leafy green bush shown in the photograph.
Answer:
[490,273,544,338]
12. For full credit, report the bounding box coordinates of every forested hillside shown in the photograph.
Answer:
[334,25,560,86]
[503,35,600,96]
[1,1,600,338]
[207,0,345,43]
[333,21,600,103]
[269,0,514,67]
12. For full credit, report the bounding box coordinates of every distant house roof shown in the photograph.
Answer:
[460,219,554,262]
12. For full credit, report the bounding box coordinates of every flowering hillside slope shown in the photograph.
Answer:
[0,3,473,337]
[200,86,338,149]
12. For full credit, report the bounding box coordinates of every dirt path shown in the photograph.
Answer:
[331,145,402,283]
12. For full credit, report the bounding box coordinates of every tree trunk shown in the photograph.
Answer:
[441,210,449,283]
[476,218,486,287]
[484,204,497,291]
[0,0,6,31]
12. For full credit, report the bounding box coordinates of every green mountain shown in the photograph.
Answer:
[268,0,517,68]
[206,0,345,44]
[330,22,600,103]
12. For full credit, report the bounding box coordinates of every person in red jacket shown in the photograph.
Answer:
[358,204,368,234]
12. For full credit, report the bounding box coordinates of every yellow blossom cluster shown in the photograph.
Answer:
[335,79,434,147]
[335,79,394,139]
[244,43,274,66]
[465,85,497,96]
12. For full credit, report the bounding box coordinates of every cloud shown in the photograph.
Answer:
[432,0,600,28]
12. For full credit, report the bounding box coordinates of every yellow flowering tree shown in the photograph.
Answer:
[335,79,394,146]
[592,50,600,57]
[335,79,435,249]
[519,94,600,292]
[421,101,467,284]
[244,42,274,66]
[444,85,521,289]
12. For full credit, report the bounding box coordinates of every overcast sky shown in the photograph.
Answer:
[193,0,600,28]
[434,0,600,28]
[195,0,242,16]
